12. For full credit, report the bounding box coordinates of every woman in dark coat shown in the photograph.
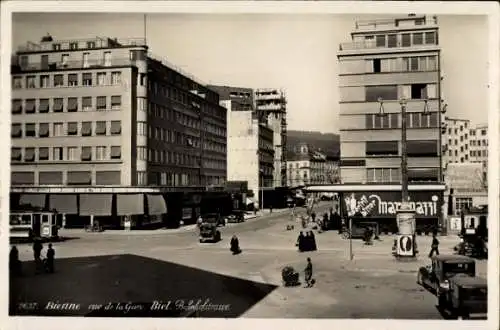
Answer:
[297,231,306,252]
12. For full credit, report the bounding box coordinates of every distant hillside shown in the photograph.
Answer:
[286,130,340,158]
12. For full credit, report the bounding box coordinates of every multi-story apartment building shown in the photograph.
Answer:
[335,15,446,233]
[223,100,274,206]
[286,143,339,187]
[255,88,287,188]
[10,35,227,228]
[469,123,488,182]
[443,117,470,164]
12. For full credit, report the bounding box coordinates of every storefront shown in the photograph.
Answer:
[305,184,446,234]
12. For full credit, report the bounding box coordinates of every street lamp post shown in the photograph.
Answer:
[378,97,430,259]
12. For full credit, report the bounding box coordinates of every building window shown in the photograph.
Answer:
[413,33,423,45]
[69,42,78,50]
[137,171,147,185]
[67,97,78,112]
[25,99,36,114]
[111,96,121,110]
[96,121,107,135]
[365,85,398,101]
[12,99,22,114]
[39,123,49,137]
[82,52,90,68]
[387,34,397,48]
[67,122,78,136]
[87,41,96,49]
[97,72,107,85]
[25,123,36,137]
[82,73,92,86]
[130,50,146,61]
[401,33,411,47]
[365,141,398,156]
[11,123,22,138]
[455,198,473,215]
[53,123,64,137]
[410,84,427,99]
[408,168,439,182]
[96,96,107,110]
[26,76,36,88]
[137,122,147,136]
[111,121,121,135]
[40,75,50,88]
[68,74,78,86]
[38,147,49,161]
[24,148,35,162]
[406,140,438,157]
[103,51,112,66]
[81,147,92,161]
[111,71,121,85]
[67,147,79,161]
[81,122,92,136]
[481,129,487,135]
[375,35,386,47]
[111,146,121,160]
[138,98,147,111]
[366,168,400,183]
[81,96,92,111]
[11,148,22,161]
[13,76,23,89]
[53,147,63,161]
[53,98,63,112]
[424,32,436,44]
[96,146,107,160]
[38,99,49,113]
[54,74,64,87]
[67,171,92,185]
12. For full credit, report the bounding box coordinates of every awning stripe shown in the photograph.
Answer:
[49,194,78,214]
[117,194,144,216]
[146,194,167,215]
[79,194,113,216]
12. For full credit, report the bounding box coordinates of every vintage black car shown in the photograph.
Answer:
[437,274,487,319]
[417,255,476,295]
[199,222,221,243]
[226,210,245,223]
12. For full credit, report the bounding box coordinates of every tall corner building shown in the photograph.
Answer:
[336,15,446,233]
[10,35,227,228]
[254,88,287,188]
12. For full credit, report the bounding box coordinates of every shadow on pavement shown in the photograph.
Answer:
[10,236,80,245]
[10,254,277,318]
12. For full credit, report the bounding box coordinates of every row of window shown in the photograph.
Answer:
[470,129,488,136]
[12,71,122,89]
[11,146,122,162]
[470,139,488,147]
[367,56,437,74]
[470,150,488,157]
[365,140,438,157]
[365,112,439,129]
[363,31,437,48]
[137,123,201,148]
[12,96,122,114]
[364,83,437,102]
[366,167,439,183]
[140,171,192,187]
[11,170,121,186]
[137,147,200,167]
[12,121,121,138]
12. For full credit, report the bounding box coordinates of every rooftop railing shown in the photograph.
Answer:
[354,16,438,31]
[17,37,147,53]
[338,40,438,51]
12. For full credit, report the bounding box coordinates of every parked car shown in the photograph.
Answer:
[226,210,245,223]
[437,274,487,319]
[417,255,476,298]
[202,213,225,227]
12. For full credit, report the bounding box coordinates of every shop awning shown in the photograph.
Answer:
[117,194,144,216]
[19,194,46,209]
[79,194,113,216]
[147,194,167,215]
[49,194,78,214]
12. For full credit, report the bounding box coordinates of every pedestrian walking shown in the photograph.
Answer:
[304,257,313,288]
[33,239,43,274]
[45,243,55,273]
[10,245,21,276]
[429,232,440,258]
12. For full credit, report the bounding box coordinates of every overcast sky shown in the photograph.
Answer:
[12,13,489,133]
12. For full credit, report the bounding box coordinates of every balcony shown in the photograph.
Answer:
[338,40,439,53]
[11,58,135,73]
[354,16,438,33]
[255,103,285,111]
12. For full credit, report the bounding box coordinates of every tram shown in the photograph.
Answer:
[10,209,62,241]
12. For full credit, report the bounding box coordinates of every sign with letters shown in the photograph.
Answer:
[342,191,443,219]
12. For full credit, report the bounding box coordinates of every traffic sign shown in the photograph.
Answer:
[396,234,414,256]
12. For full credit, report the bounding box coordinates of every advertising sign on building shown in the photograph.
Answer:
[342,191,443,219]
[446,163,485,190]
